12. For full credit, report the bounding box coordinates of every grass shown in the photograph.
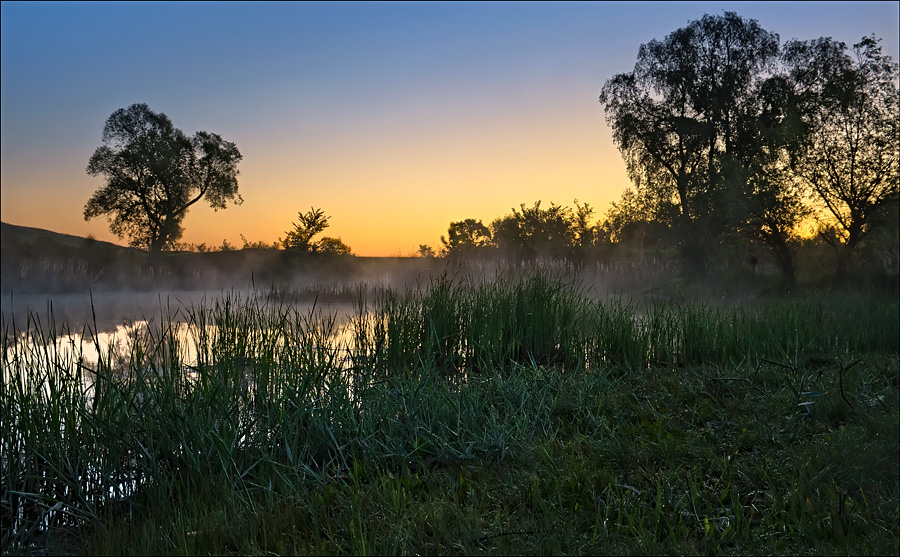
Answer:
[2,269,898,555]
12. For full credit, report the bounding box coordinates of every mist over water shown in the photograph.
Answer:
[0,251,450,336]
[2,290,239,335]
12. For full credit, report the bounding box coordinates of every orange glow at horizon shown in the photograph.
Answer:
[5,2,893,257]
[1,91,631,257]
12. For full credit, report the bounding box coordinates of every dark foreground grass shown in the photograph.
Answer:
[2,271,898,555]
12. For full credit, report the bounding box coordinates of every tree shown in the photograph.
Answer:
[601,187,677,264]
[418,244,436,258]
[603,188,657,244]
[727,74,811,284]
[283,207,330,252]
[440,219,491,257]
[572,200,597,250]
[488,201,580,263]
[514,201,576,261]
[599,12,780,277]
[282,207,352,254]
[489,213,526,262]
[317,237,352,255]
[784,36,900,280]
[84,103,242,258]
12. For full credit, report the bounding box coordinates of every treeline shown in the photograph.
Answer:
[164,208,352,254]
[0,206,359,294]
[599,13,898,284]
[437,201,597,264]
[435,195,897,286]
[437,13,899,287]
[434,192,897,283]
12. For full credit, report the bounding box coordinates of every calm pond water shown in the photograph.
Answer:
[2,289,361,379]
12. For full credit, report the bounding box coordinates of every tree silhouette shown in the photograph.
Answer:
[784,36,900,280]
[440,219,491,257]
[491,201,576,262]
[282,207,351,254]
[572,200,597,250]
[283,207,330,252]
[729,73,811,284]
[600,12,779,277]
[84,104,242,258]
[440,202,601,264]
[418,244,436,258]
[317,237,352,255]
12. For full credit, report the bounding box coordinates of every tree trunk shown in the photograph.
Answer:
[835,245,853,284]
[835,221,863,284]
[148,244,163,266]
[771,238,797,287]
[148,231,169,267]
[678,217,707,280]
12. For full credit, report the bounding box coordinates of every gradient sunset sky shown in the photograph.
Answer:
[2,1,898,256]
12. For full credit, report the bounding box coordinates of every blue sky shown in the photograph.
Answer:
[2,1,897,255]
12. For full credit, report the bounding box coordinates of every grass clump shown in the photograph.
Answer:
[2,269,898,554]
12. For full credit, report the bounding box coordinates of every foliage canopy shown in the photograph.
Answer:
[283,207,352,255]
[84,103,243,255]
[598,12,899,282]
[784,35,900,279]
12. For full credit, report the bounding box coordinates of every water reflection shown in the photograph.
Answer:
[2,290,255,336]
[1,290,364,405]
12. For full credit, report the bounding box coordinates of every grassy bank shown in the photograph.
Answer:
[2,271,898,554]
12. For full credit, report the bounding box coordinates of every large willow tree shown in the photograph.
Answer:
[84,103,243,257]
[784,36,900,280]
[600,12,781,277]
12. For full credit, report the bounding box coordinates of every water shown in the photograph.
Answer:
[3,290,360,364]
[1,289,369,414]
[1,288,367,544]
[2,290,253,335]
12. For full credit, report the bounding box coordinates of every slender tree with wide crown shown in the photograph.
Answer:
[84,104,243,259]
[784,36,900,280]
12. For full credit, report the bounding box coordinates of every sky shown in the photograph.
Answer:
[2,1,898,256]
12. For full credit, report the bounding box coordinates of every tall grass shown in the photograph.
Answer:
[1,269,897,554]
[351,268,898,375]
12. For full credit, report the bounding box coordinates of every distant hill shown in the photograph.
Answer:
[1,221,437,294]
[1,221,137,253]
